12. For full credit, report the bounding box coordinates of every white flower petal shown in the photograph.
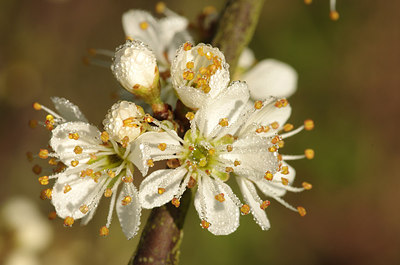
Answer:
[243,59,297,100]
[236,177,270,230]
[166,31,193,65]
[159,15,189,50]
[254,162,296,197]
[194,176,239,235]
[50,122,101,165]
[51,172,101,219]
[237,48,255,70]
[195,81,250,138]
[171,43,230,109]
[116,183,141,239]
[139,167,187,209]
[51,97,88,122]
[122,10,165,63]
[128,131,182,176]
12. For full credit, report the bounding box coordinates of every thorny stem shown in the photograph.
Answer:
[130,0,265,264]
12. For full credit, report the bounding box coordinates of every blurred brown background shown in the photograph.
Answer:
[1,0,399,264]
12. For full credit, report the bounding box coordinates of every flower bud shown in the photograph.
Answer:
[111,40,161,104]
[103,101,145,144]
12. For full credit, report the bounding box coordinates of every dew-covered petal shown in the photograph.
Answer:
[195,81,250,138]
[243,59,297,100]
[236,177,270,230]
[51,97,88,122]
[50,122,102,165]
[116,182,141,239]
[167,31,193,65]
[194,176,240,235]
[128,131,182,176]
[139,167,187,209]
[239,99,292,138]
[237,48,255,70]
[171,43,230,109]
[51,172,102,219]
[254,162,296,197]
[159,15,189,51]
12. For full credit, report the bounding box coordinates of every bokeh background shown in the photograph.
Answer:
[1,0,399,264]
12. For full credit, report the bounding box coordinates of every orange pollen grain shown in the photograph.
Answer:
[38,176,49,185]
[33,102,42,110]
[302,182,313,190]
[101,131,109,142]
[158,188,166,194]
[122,136,130,148]
[74,146,83,154]
[104,188,113,197]
[208,148,216,155]
[281,177,289,186]
[155,2,166,13]
[185,112,195,121]
[201,220,210,229]
[147,159,154,167]
[48,158,58,165]
[99,226,109,237]
[187,176,197,188]
[330,11,339,21]
[234,160,241,166]
[260,200,271,210]
[281,166,289,175]
[183,42,192,51]
[305,149,315,159]
[122,175,133,183]
[254,101,263,109]
[283,123,294,132]
[121,196,132,206]
[304,119,314,130]
[48,211,57,220]
[144,114,154,123]
[171,198,180,208]
[271,122,279,129]
[240,204,250,215]
[268,146,277,152]
[64,216,74,227]
[79,205,89,214]
[264,171,273,181]
[68,132,80,140]
[63,185,72,193]
[158,143,167,151]
[278,140,285,148]
[215,193,225,202]
[39,149,49,159]
[71,160,79,167]
[186,61,194,69]
[226,145,233,152]
[219,118,228,127]
[123,117,138,127]
[297,206,307,216]
[139,21,149,30]
[107,170,116,178]
[225,167,233,173]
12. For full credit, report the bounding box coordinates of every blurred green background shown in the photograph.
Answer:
[1,0,399,264]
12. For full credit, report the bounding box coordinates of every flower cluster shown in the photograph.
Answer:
[31,5,314,239]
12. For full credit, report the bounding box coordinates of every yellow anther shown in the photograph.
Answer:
[147,159,154,167]
[183,42,192,51]
[187,176,197,188]
[219,118,229,127]
[121,196,132,206]
[271,121,279,129]
[297,206,307,217]
[263,126,270,133]
[330,11,339,21]
[215,193,225,202]
[38,176,49,185]
[48,157,58,165]
[202,85,211,93]
[158,188,166,195]
[79,205,89,214]
[40,188,52,200]
[264,171,273,181]
[226,145,233,152]
[123,117,138,127]
[281,177,289,186]
[122,136,130,148]
[304,0,312,4]
[33,102,42,110]
[183,71,194,81]
[48,211,57,220]
[305,149,315,159]
[101,131,109,142]
[234,160,241,166]
[104,188,113,197]
[280,99,289,107]
[254,101,263,109]
[302,182,313,190]
[167,158,180,169]
[171,198,180,208]
[99,226,109,237]
[281,166,289,175]
[46,123,54,131]
[208,148,216,155]
[256,127,264,133]
[46,114,54,122]
[205,169,211,175]
[186,61,194,69]
[201,220,210,229]
[199,159,207,167]
[63,185,72,193]
[133,84,140,90]
[64,216,75,227]
[90,153,97,160]
[304,119,314,130]
[68,132,80,140]
[278,140,285,148]
[86,169,94,176]
[39,149,49,159]
[74,146,83,154]
[32,164,42,175]
[199,67,208,75]
[283,123,294,132]
[240,204,250,215]
[144,114,154,123]
[268,146,277,152]
[197,47,204,56]
[107,170,116,178]
[205,52,213,60]
[274,101,283,108]
[139,21,149,30]
[155,1,166,13]
[271,136,280,144]
[71,160,79,167]
[122,175,133,183]
[277,154,283,161]
[225,167,233,173]
[260,200,271,210]
[185,112,195,121]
